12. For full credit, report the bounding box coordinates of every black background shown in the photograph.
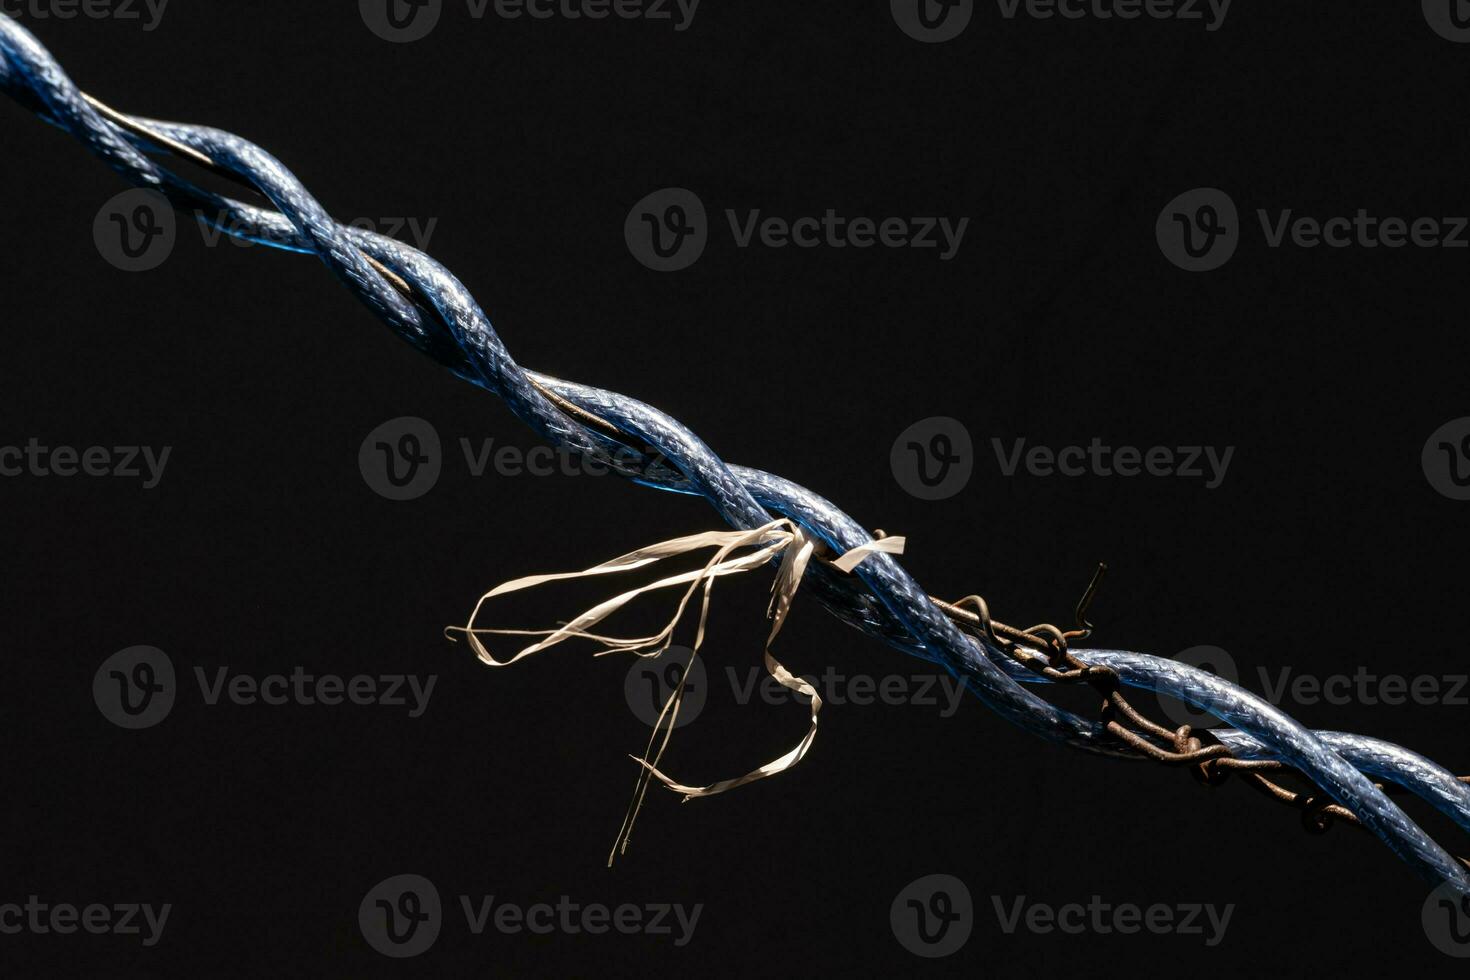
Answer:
[2,1,1469,975]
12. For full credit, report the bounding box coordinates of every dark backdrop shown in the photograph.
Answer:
[3,2,1469,975]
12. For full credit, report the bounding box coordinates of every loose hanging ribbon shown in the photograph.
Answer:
[444,518,905,863]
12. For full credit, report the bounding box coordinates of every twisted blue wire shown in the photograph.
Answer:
[3,13,1465,894]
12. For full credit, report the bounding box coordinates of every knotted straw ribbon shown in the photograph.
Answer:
[444,518,905,863]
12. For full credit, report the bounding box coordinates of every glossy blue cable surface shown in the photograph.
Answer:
[2,14,1465,894]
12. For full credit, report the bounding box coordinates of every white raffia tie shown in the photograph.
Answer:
[444,518,905,863]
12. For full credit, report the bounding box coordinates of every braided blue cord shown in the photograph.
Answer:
[4,14,1466,894]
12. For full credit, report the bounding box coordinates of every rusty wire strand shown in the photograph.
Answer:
[934,570,1470,865]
